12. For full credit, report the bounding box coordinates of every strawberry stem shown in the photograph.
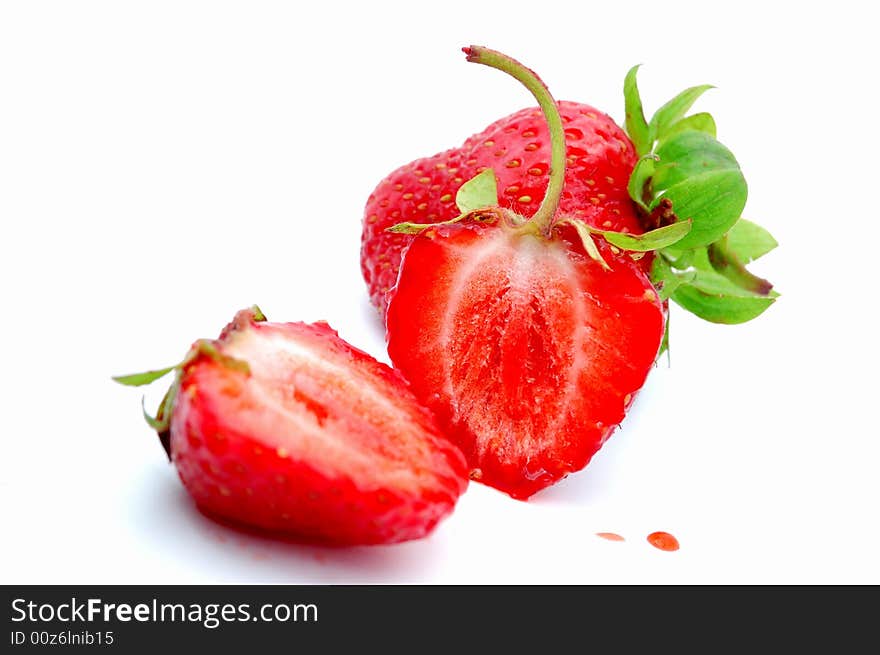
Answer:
[463,46,565,236]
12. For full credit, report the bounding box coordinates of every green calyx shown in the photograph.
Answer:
[112,305,264,457]
[623,65,778,335]
[564,216,694,271]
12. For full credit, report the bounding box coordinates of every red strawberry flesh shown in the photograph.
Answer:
[386,223,664,499]
[171,312,468,544]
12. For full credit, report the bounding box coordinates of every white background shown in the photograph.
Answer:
[2,1,877,584]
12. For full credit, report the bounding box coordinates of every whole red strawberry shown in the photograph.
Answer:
[361,97,644,314]
[114,307,468,544]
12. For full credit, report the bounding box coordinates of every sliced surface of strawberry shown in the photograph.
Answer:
[115,307,468,545]
[386,221,663,499]
[385,48,670,499]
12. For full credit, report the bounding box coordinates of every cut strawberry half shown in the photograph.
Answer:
[115,307,468,545]
[387,222,663,499]
[384,47,671,499]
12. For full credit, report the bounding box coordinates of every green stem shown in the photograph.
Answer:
[464,46,566,236]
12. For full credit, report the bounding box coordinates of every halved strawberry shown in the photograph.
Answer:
[386,221,663,499]
[384,48,679,499]
[114,307,468,545]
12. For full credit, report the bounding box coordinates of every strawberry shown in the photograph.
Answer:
[383,47,779,499]
[114,307,468,545]
[461,102,641,234]
[361,98,645,314]
[386,220,664,499]
[361,149,467,311]
[383,48,676,499]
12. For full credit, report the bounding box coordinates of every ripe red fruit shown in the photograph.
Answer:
[361,149,467,311]
[387,222,663,499]
[384,47,666,499]
[361,102,645,314]
[114,307,468,545]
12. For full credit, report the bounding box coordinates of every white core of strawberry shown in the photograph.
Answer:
[434,232,591,463]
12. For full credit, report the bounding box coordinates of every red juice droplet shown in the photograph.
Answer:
[647,531,679,551]
[596,532,625,542]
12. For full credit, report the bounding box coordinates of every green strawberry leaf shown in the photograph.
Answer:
[143,375,179,458]
[627,155,657,210]
[112,365,178,387]
[390,168,500,233]
[142,394,171,432]
[725,218,778,263]
[672,276,777,324]
[657,173,746,250]
[652,254,696,301]
[662,246,693,269]
[624,65,651,156]
[669,248,777,324]
[456,168,498,214]
[666,112,717,139]
[387,207,504,235]
[658,318,670,360]
[649,84,714,143]
[652,131,747,250]
[652,130,741,189]
[387,215,466,234]
[594,219,692,252]
[571,220,611,271]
